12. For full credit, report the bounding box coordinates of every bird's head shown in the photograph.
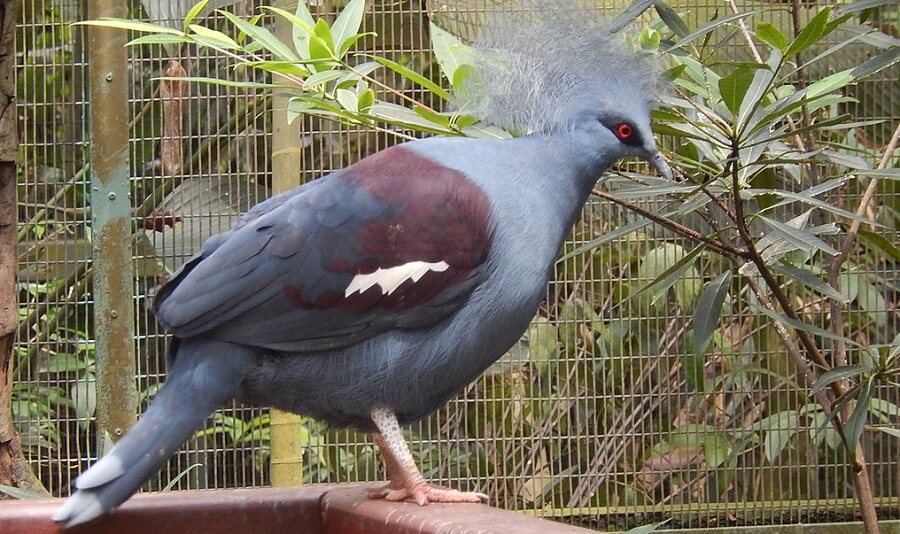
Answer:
[457,2,670,180]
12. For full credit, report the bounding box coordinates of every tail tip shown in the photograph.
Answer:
[52,490,105,528]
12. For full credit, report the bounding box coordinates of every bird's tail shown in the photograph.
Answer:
[52,337,251,527]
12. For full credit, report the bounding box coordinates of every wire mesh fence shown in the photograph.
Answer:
[13,0,899,530]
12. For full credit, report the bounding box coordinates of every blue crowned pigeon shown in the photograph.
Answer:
[54,4,669,526]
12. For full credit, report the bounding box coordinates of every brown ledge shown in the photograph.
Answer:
[0,484,594,533]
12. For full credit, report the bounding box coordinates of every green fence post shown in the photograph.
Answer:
[87,0,137,454]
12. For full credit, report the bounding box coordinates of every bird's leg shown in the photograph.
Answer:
[368,406,488,505]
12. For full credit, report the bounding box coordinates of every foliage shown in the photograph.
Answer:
[12,0,899,526]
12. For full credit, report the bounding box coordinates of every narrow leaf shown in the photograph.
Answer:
[261,5,315,59]
[718,66,757,115]
[183,0,211,31]
[632,244,705,303]
[611,0,655,33]
[188,24,239,49]
[872,426,900,439]
[756,21,786,51]
[772,264,849,303]
[785,7,831,57]
[737,50,779,131]
[74,18,185,35]
[759,215,839,256]
[693,271,732,362]
[0,484,50,500]
[655,1,689,38]
[558,219,651,262]
[857,229,900,262]
[368,55,451,100]
[336,88,358,112]
[851,46,900,79]
[127,34,191,47]
[664,12,754,52]
[219,10,298,61]
[159,76,273,90]
[303,69,345,88]
[331,0,366,59]
[754,304,858,346]
[810,364,871,395]
[429,23,476,86]
[845,378,874,452]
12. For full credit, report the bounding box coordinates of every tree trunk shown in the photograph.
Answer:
[0,0,47,496]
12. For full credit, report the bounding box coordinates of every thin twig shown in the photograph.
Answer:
[591,188,749,259]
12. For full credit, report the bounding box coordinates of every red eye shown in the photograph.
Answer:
[616,123,633,139]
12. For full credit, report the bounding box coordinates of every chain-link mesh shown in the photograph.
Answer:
[14,0,898,530]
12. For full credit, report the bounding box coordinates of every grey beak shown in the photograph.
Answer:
[648,151,672,181]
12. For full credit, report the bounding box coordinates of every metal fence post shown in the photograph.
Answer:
[268,0,304,487]
[87,0,137,453]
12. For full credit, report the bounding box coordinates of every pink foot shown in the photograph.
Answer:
[368,482,488,505]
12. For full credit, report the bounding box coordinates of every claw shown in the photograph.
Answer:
[368,482,488,505]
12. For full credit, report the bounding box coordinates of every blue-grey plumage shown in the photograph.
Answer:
[55,3,672,526]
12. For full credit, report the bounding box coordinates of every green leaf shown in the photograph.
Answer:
[845,378,875,453]
[336,88,358,113]
[627,520,671,534]
[39,354,88,374]
[810,364,871,395]
[754,304,858,346]
[693,271,732,363]
[368,102,456,135]
[188,24,239,49]
[872,426,900,439]
[158,76,273,90]
[528,320,559,370]
[183,0,211,31]
[331,0,366,59]
[337,32,375,58]
[357,88,375,111]
[558,219,652,262]
[857,229,900,262]
[429,23,476,86]
[368,55,451,100]
[655,1,689,38]
[219,10,298,61]
[308,19,336,64]
[852,46,900,79]
[806,69,855,99]
[75,18,185,35]
[611,0,655,34]
[262,5,315,59]
[0,484,50,500]
[413,106,451,128]
[635,243,704,308]
[664,12,754,53]
[243,60,310,78]
[737,50,779,132]
[757,410,800,463]
[785,7,832,57]
[641,27,661,50]
[162,464,204,492]
[718,66,758,115]
[71,376,97,431]
[756,21,786,51]
[127,34,190,47]
[857,278,887,327]
[303,69,345,88]
[759,215,839,257]
[772,264,848,303]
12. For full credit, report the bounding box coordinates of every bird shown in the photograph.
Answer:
[54,3,669,527]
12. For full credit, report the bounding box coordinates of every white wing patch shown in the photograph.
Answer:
[344,260,450,297]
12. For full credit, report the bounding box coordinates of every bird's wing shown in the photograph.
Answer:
[153,145,494,352]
